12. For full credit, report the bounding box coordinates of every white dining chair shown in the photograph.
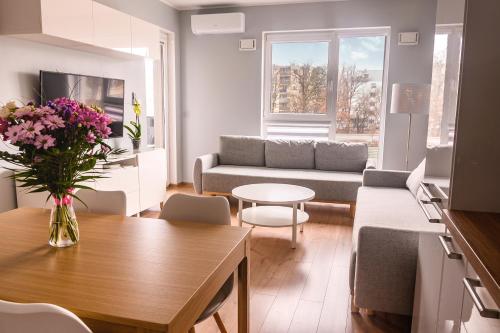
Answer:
[159,193,232,333]
[0,300,92,333]
[73,189,127,215]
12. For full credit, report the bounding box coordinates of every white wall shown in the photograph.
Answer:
[179,0,438,181]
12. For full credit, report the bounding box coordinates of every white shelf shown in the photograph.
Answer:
[241,206,309,228]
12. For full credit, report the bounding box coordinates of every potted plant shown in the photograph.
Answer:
[125,94,142,151]
[0,98,124,247]
[124,120,141,150]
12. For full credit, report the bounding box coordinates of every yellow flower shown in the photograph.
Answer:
[133,97,141,117]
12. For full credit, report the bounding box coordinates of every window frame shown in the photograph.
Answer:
[262,31,337,123]
[262,28,391,167]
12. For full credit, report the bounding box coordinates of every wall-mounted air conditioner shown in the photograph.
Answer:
[191,13,245,35]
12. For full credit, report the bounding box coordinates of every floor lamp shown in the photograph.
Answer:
[390,83,431,170]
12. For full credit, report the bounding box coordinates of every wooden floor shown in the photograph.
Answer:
[145,184,412,333]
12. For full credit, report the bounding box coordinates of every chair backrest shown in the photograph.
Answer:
[0,300,92,333]
[73,189,127,215]
[159,193,231,225]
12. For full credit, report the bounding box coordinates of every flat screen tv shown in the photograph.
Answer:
[40,71,125,138]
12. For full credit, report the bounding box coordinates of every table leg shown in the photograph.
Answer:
[238,255,249,333]
[292,203,297,249]
[300,202,305,233]
[238,199,243,227]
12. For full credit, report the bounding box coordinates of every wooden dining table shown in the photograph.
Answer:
[0,208,251,333]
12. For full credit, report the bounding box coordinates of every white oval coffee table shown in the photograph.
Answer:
[232,183,315,249]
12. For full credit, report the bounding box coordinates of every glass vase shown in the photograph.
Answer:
[49,194,79,248]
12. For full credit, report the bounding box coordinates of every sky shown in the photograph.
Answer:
[272,36,386,70]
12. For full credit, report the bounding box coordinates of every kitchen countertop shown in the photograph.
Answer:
[443,209,500,307]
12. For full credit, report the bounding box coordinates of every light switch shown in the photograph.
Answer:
[398,32,419,46]
[239,39,256,51]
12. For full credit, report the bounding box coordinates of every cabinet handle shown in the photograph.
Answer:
[418,199,441,223]
[463,278,500,319]
[438,235,462,260]
[420,182,448,204]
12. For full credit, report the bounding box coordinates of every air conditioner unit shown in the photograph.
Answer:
[191,13,245,35]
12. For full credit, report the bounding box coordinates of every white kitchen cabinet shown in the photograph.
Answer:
[131,17,160,59]
[460,264,500,333]
[40,0,93,44]
[92,1,131,54]
[0,0,161,59]
[436,232,467,333]
[412,231,446,333]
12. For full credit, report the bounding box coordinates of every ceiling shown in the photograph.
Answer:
[161,0,346,10]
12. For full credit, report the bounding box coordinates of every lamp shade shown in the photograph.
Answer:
[390,83,431,115]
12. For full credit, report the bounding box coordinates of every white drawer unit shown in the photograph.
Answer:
[460,264,500,333]
[14,149,166,217]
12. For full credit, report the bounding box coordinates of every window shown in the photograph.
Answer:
[335,36,386,161]
[263,29,388,163]
[427,25,463,147]
[271,42,329,114]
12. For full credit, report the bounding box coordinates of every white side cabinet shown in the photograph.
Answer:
[412,227,499,333]
[14,149,167,216]
[138,149,167,211]
[412,231,446,333]
[460,265,500,333]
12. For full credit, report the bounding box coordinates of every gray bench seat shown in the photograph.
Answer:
[350,170,444,315]
[203,165,363,202]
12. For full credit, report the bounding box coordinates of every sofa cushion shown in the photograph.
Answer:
[265,139,315,169]
[425,145,453,177]
[353,186,445,249]
[315,141,368,172]
[219,135,265,166]
[202,165,363,201]
[406,158,426,197]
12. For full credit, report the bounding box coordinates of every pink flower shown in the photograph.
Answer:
[86,131,96,144]
[22,120,44,139]
[34,134,55,150]
[43,114,65,130]
[0,119,8,136]
[4,124,25,144]
[34,106,55,117]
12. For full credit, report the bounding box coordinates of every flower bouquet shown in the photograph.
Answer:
[0,98,124,247]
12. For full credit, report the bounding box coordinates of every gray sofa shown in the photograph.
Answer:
[349,161,448,315]
[193,136,375,208]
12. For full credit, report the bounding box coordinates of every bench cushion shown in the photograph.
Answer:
[202,165,362,201]
[219,135,265,166]
[353,186,443,249]
[315,141,368,172]
[265,139,315,169]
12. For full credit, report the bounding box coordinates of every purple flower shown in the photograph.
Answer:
[22,120,44,139]
[4,124,25,144]
[43,114,65,130]
[34,134,56,150]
